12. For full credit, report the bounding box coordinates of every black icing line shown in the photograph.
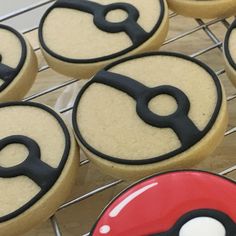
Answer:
[0,24,27,91]
[93,70,201,146]
[0,55,16,82]
[89,170,236,236]
[224,19,236,70]
[72,51,223,165]
[0,101,71,223]
[0,135,57,189]
[38,0,165,63]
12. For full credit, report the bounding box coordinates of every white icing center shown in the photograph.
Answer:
[179,217,226,236]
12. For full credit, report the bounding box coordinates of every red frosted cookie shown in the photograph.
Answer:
[91,170,236,236]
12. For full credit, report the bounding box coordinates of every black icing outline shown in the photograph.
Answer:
[72,51,223,165]
[224,19,236,70]
[0,101,71,222]
[89,170,236,236]
[38,0,165,63]
[0,24,27,91]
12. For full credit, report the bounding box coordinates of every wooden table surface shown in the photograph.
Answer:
[15,11,236,236]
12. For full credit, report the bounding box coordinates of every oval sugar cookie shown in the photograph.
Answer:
[0,24,38,102]
[224,19,236,87]
[167,0,236,19]
[0,102,79,236]
[39,0,169,78]
[72,52,227,179]
[90,170,236,236]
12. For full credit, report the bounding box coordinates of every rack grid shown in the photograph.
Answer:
[1,1,236,235]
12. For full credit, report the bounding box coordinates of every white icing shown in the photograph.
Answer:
[109,182,158,218]
[99,225,111,234]
[179,217,226,236]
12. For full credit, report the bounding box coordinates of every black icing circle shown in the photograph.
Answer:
[72,52,223,165]
[0,101,71,222]
[38,0,165,63]
[224,19,236,70]
[0,24,27,92]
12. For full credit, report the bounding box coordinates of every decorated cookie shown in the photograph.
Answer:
[224,19,236,87]
[39,0,169,79]
[90,170,236,235]
[72,52,227,179]
[0,24,38,102]
[166,0,236,19]
[0,102,79,236]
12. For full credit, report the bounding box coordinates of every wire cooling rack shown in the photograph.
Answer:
[2,1,236,235]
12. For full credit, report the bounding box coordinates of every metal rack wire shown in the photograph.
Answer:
[1,1,236,235]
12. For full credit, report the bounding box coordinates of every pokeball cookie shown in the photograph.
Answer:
[0,24,38,102]
[90,170,236,236]
[224,19,236,87]
[38,0,169,79]
[166,0,236,19]
[0,102,79,236]
[72,52,227,179]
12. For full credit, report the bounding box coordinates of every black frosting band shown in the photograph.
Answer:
[0,24,27,91]
[0,135,57,189]
[0,101,71,222]
[38,0,165,63]
[72,52,222,165]
[0,55,16,82]
[94,70,201,146]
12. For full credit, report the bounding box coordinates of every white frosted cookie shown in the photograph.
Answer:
[0,102,79,236]
[166,0,236,19]
[0,24,38,102]
[72,52,227,179]
[38,0,169,79]
[224,19,236,87]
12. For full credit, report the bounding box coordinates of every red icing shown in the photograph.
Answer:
[92,171,236,235]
